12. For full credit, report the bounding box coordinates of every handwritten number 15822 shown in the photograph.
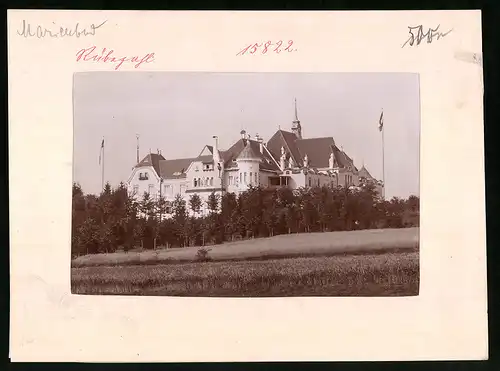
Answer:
[237,40,296,56]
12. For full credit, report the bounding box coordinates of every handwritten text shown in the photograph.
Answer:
[17,20,107,39]
[237,40,297,56]
[402,25,453,48]
[75,46,155,70]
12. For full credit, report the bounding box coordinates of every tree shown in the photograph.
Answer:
[207,192,220,214]
[189,194,202,216]
[172,194,188,246]
[262,189,279,236]
[139,192,155,219]
[221,192,239,240]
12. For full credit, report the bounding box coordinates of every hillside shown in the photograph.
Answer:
[72,227,419,267]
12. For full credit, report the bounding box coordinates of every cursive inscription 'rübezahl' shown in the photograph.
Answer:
[402,24,453,48]
[17,19,107,39]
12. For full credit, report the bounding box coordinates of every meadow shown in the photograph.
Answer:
[72,251,419,296]
[72,227,419,267]
[71,228,419,296]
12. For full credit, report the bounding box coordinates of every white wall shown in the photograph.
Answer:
[185,159,222,192]
[160,178,188,201]
[127,166,160,199]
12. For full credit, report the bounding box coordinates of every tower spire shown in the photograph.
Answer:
[294,98,299,121]
[292,97,302,139]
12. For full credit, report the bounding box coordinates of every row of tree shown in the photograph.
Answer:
[71,182,419,257]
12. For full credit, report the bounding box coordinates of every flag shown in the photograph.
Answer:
[99,138,104,164]
[378,110,384,132]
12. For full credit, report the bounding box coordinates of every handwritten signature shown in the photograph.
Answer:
[237,40,297,56]
[402,25,453,48]
[17,19,107,39]
[75,46,155,70]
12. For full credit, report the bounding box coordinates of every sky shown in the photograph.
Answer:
[73,72,420,199]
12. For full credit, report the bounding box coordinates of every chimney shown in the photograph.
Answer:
[257,135,264,153]
[212,135,220,164]
[240,130,246,140]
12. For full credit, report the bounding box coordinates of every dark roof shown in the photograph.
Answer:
[267,130,304,167]
[358,165,374,179]
[221,138,280,171]
[237,141,261,160]
[135,153,165,176]
[266,130,357,170]
[331,145,357,170]
[296,137,336,169]
[158,157,195,179]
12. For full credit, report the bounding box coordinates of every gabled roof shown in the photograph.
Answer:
[158,157,195,179]
[296,137,336,169]
[236,141,261,160]
[267,130,304,167]
[358,165,374,179]
[267,129,357,170]
[135,153,165,176]
[221,138,280,171]
[197,145,214,157]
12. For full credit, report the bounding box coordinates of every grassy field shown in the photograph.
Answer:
[71,251,419,296]
[72,227,419,267]
[71,228,419,297]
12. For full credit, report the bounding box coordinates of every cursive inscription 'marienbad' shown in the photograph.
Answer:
[17,19,107,39]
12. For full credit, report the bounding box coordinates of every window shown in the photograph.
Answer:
[194,179,197,187]
[133,185,139,194]
[240,173,242,184]
[165,201,172,214]
[244,172,247,184]
[249,172,253,185]
[229,176,232,185]
[210,177,213,186]
[255,172,258,184]
[148,184,154,195]
[164,184,173,196]
[309,178,312,187]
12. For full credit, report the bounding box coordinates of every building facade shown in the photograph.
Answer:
[127,104,384,215]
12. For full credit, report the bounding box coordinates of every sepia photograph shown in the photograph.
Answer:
[71,72,420,297]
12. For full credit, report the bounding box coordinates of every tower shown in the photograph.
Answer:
[292,98,302,139]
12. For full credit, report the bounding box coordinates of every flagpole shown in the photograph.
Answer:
[101,137,105,191]
[382,123,385,200]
